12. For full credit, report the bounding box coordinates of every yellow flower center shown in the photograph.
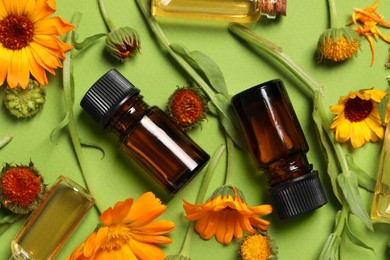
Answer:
[240,234,271,260]
[344,97,373,122]
[321,37,359,62]
[1,167,41,208]
[102,224,132,251]
[0,15,34,50]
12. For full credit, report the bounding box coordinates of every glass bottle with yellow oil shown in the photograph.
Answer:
[151,0,287,23]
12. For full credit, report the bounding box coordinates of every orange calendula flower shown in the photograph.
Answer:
[67,192,175,260]
[330,89,388,148]
[167,86,208,131]
[184,185,272,245]
[0,0,74,89]
[0,161,47,214]
[348,0,390,65]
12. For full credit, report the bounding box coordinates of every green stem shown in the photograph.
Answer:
[229,23,321,95]
[177,144,226,257]
[136,0,217,101]
[224,136,235,185]
[178,221,195,257]
[63,13,103,214]
[0,135,12,149]
[97,0,116,32]
[327,0,339,28]
[314,91,349,174]
[196,144,226,204]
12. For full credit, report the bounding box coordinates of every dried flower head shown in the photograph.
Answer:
[184,185,272,245]
[0,161,47,214]
[330,88,388,148]
[4,79,46,118]
[240,231,278,260]
[67,192,175,260]
[348,0,390,65]
[0,0,74,88]
[105,27,141,62]
[167,86,208,131]
[317,27,360,62]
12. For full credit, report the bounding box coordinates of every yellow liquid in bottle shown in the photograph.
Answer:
[11,176,94,260]
[151,0,261,23]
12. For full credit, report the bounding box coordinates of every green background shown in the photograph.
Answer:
[1,0,390,259]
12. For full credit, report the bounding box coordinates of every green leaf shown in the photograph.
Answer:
[0,211,22,235]
[345,154,376,192]
[72,32,107,51]
[319,233,341,260]
[210,94,245,149]
[312,93,343,202]
[345,221,375,254]
[50,113,70,143]
[170,43,229,97]
[378,87,390,124]
[337,172,373,231]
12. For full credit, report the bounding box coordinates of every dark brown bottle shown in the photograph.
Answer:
[80,69,210,194]
[232,79,327,219]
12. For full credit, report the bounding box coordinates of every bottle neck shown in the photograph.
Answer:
[259,0,286,19]
[107,95,149,137]
[263,152,313,186]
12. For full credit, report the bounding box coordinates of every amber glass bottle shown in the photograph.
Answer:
[81,69,210,194]
[232,79,327,219]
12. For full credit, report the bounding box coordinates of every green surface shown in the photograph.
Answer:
[1,0,390,259]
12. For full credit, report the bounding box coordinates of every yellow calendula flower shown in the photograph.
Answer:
[67,192,175,260]
[330,89,388,148]
[183,185,272,245]
[240,231,278,260]
[317,27,360,62]
[0,0,74,89]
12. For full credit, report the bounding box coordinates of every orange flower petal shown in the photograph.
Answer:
[34,16,74,35]
[131,233,173,245]
[215,210,229,245]
[125,192,166,226]
[0,47,13,86]
[129,239,166,260]
[99,207,113,226]
[111,198,134,224]
[8,49,30,88]
[29,41,62,69]
[132,220,175,235]
[29,0,55,22]
[25,47,48,85]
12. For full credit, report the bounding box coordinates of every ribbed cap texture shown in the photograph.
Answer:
[270,171,327,219]
[80,69,139,127]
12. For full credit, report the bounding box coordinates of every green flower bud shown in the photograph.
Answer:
[3,79,46,119]
[105,27,141,62]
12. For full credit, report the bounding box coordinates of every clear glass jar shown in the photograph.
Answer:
[11,176,94,260]
[151,0,287,23]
